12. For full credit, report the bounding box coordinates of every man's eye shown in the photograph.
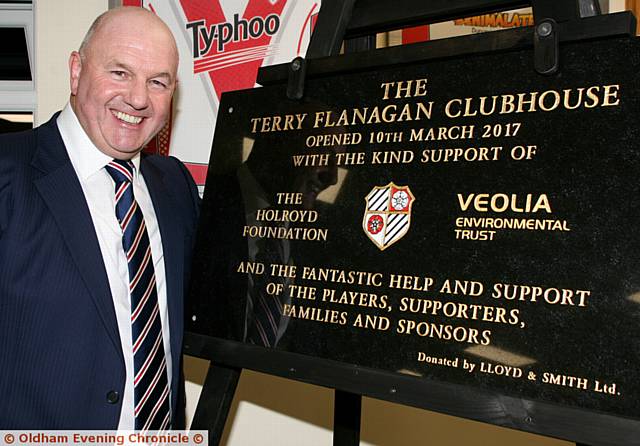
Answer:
[151,79,168,89]
[112,71,127,78]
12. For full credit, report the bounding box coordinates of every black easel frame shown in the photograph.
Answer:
[187,1,638,445]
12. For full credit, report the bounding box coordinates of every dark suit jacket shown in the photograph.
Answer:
[0,114,200,428]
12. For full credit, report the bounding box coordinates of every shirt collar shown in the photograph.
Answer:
[57,103,142,181]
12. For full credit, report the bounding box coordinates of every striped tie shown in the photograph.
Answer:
[106,160,171,431]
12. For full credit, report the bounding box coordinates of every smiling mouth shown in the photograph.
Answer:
[113,110,143,125]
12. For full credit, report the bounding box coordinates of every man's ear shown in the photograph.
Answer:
[69,51,82,95]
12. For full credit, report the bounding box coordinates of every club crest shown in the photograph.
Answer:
[362,183,415,250]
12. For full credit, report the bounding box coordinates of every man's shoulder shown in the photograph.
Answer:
[141,154,200,211]
[143,153,183,171]
[0,127,36,143]
[142,154,195,186]
[0,128,39,168]
[0,115,61,167]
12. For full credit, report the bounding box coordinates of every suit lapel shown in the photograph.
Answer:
[141,158,184,410]
[31,116,122,355]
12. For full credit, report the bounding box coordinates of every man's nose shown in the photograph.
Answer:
[126,78,149,110]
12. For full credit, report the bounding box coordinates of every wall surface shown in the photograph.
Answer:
[34,1,626,444]
[185,357,574,446]
[34,0,108,124]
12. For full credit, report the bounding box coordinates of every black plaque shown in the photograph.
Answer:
[186,32,640,444]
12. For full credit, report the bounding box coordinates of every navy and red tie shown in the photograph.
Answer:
[106,159,171,431]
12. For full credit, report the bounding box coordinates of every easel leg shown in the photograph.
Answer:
[333,390,362,446]
[190,364,241,446]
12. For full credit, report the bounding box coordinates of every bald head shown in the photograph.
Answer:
[79,7,178,62]
[69,6,179,159]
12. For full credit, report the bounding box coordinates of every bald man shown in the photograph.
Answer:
[0,7,199,429]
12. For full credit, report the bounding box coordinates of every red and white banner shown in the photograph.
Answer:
[123,0,321,191]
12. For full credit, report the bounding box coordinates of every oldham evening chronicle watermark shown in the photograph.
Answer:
[1,431,207,446]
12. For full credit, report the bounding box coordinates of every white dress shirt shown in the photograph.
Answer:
[57,104,172,430]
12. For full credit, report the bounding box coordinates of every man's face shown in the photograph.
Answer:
[69,15,178,160]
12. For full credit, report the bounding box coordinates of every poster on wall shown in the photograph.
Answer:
[122,0,321,192]
[402,2,621,45]
[399,8,533,45]
[430,7,533,39]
